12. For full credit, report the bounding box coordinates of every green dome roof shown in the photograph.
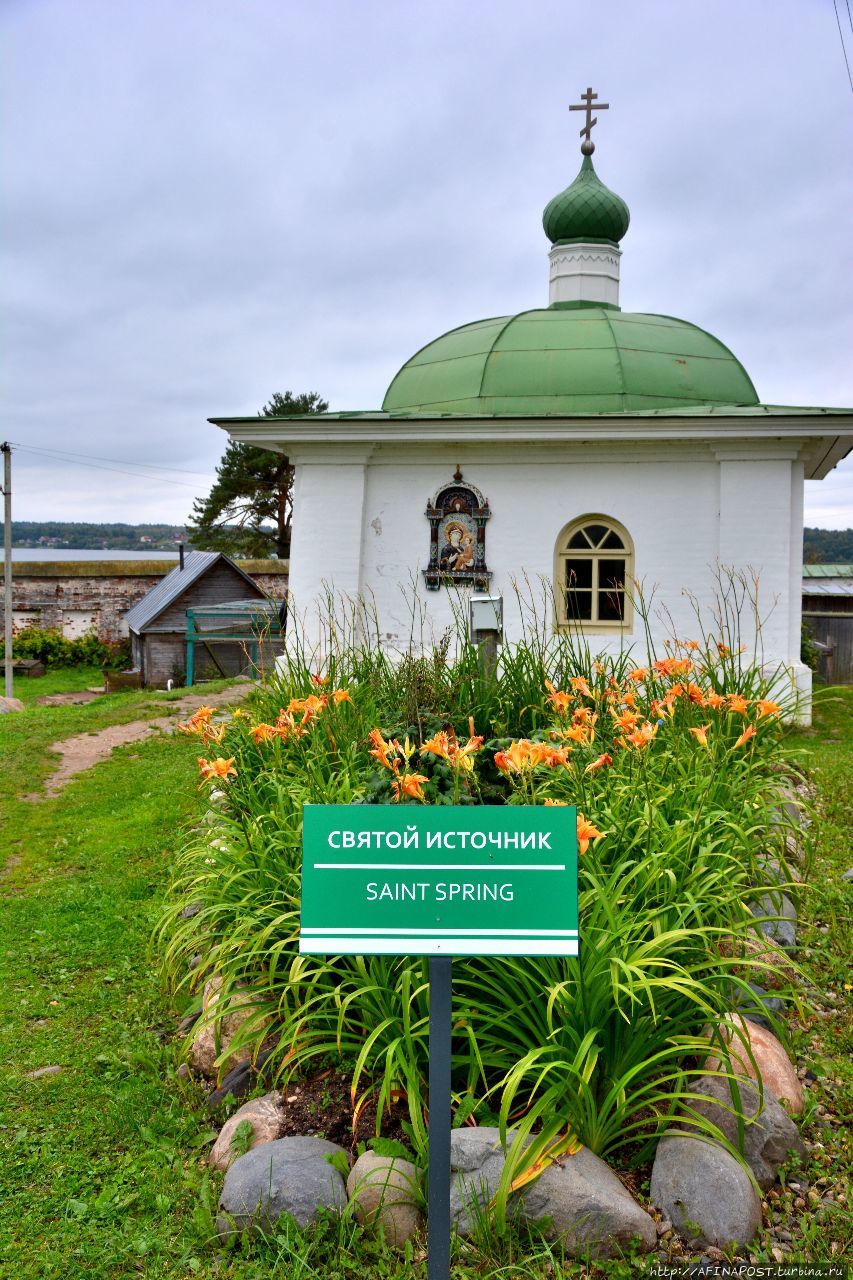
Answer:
[382,308,759,415]
[543,155,630,245]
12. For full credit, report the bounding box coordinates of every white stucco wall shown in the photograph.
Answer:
[285,441,808,708]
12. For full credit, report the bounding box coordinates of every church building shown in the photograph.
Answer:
[211,92,852,717]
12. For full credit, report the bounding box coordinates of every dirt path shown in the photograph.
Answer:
[29,683,253,801]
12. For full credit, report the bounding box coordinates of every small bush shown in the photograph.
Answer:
[801,620,819,672]
[1,624,131,670]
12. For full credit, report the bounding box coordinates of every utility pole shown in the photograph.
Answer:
[2,443,11,698]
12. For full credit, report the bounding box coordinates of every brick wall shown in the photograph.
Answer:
[11,560,289,644]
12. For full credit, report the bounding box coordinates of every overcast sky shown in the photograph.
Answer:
[3,0,852,528]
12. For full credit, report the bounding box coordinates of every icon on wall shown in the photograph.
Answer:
[424,471,492,591]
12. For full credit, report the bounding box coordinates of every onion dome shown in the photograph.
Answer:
[543,155,630,246]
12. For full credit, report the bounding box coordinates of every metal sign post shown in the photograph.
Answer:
[427,955,452,1280]
[299,803,579,1280]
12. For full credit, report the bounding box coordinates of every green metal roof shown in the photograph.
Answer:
[381,307,759,415]
[543,154,630,245]
[802,564,853,578]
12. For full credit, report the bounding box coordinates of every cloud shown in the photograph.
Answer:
[2,0,850,525]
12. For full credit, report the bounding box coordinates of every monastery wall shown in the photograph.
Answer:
[11,559,289,644]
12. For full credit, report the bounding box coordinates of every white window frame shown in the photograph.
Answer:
[554,514,634,633]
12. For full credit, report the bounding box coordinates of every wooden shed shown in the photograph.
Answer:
[124,550,269,687]
[802,564,853,685]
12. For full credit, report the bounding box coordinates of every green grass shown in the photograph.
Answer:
[11,664,106,702]
[0,675,849,1277]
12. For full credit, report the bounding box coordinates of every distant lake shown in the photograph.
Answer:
[11,548,181,562]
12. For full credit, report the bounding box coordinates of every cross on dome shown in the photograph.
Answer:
[569,86,609,155]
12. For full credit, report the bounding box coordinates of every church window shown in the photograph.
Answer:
[555,516,633,630]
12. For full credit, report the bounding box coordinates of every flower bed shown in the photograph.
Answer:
[159,607,804,1213]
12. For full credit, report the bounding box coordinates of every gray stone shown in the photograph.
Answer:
[449,1127,525,1235]
[346,1151,422,1247]
[735,982,786,1032]
[189,975,260,1079]
[25,1064,62,1079]
[520,1145,657,1259]
[217,1136,348,1240]
[448,1128,655,1258]
[842,868,853,883]
[680,1075,806,1190]
[209,1092,287,1171]
[0,696,24,715]
[749,891,797,952]
[650,1134,761,1248]
[753,857,786,887]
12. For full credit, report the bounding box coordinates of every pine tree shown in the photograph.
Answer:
[188,391,327,559]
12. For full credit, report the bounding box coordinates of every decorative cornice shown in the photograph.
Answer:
[214,417,852,480]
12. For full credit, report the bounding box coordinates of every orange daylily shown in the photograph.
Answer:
[685,682,706,705]
[734,724,757,748]
[611,709,640,733]
[545,680,573,716]
[625,721,658,750]
[503,739,537,772]
[275,710,307,739]
[369,728,396,770]
[421,730,451,760]
[202,722,226,745]
[528,742,570,767]
[754,698,781,719]
[569,676,593,699]
[704,691,727,709]
[625,667,649,684]
[688,722,712,748]
[287,693,328,723]
[564,723,594,746]
[653,658,694,678]
[250,722,279,744]
[197,756,237,785]
[727,694,750,715]
[543,798,569,806]
[391,772,429,802]
[421,730,483,772]
[584,752,613,775]
[572,706,596,726]
[576,813,605,855]
[177,705,217,735]
[310,672,329,686]
[332,688,352,704]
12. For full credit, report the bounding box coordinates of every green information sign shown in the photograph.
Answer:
[300,804,578,956]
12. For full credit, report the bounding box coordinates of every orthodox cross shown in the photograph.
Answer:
[569,86,609,155]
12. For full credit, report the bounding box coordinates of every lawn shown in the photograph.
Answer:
[0,671,850,1277]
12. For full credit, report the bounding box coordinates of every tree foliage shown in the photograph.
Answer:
[188,391,328,559]
[803,527,853,564]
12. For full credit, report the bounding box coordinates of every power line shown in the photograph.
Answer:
[9,440,213,479]
[10,443,200,488]
[833,0,853,92]
[847,0,853,36]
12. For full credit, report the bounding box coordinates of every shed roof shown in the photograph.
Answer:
[802,564,853,578]
[123,550,262,633]
[802,578,853,598]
